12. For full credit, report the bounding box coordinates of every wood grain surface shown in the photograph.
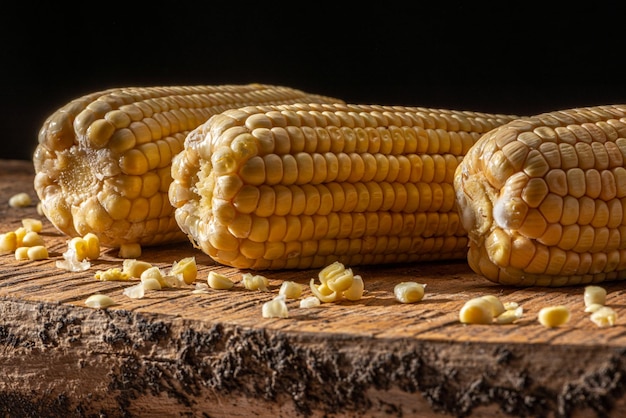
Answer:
[1,159,626,417]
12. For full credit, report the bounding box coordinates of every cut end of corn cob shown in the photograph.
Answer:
[170,102,518,269]
[455,104,626,286]
[33,84,343,249]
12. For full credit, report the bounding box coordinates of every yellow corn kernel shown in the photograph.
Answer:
[83,232,101,260]
[262,295,289,318]
[394,282,426,304]
[21,231,44,247]
[85,294,115,309]
[141,277,163,291]
[140,266,163,282]
[207,271,235,290]
[170,103,518,270]
[26,245,48,260]
[171,256,197,284]
[494,305,524,324]
[0,231,17,253]
[122,259,153,278]
[15,247,29,260]
[589,306,617,327]
[95,267,130,282]
[33,84,342,250]
[68,237,88,261]
[278,281,303,299]
[22,218,43,232]
[459,297,495,325]
[118,243,141,259]
[299,296,322,308]
[9,192,32,208]
[241,273,269,291]
[309,278,339,303]
[14,227,27,246]
[584,285,606,307]
[455,104,626,286]
[537,305,571,328]
[343,274,364,301]
[479,295,506,317]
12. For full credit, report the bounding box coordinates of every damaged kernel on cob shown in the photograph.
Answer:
[32,84,343,252]
[455,104,626,286]
[170,102,518,269]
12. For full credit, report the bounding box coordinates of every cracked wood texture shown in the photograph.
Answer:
[1,158,626,418]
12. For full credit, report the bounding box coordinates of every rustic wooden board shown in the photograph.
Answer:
[2,159,626,417]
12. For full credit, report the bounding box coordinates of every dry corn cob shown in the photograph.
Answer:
[455,104,626,286]
[33,84,342,249]
[169,102,518,269]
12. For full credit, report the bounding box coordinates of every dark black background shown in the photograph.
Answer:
[2,2,624,161]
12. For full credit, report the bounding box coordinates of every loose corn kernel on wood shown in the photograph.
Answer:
[122,259,153,278]
[141,277,163,291]
[262,295,289,318]
[394,282,426,304]
[589,306,617,327]
[242,273,269,291]
[279,281,303,299]
[140,266,183,288]
[0,231,17,253]
[207,271,235,290]
[192,283,210,294]
[343,275,364,301]
[85,294,115,309]
[170,102,518,270]
[584,285,607,307]
[21,218,42,232]
[68,237,89,261]
[82,232,101,260]
[537,305,571,328]
[459,297,495,324]
[480,294,506,317]
[171,256,197,284]
[14,247,29,260]
[459,295,520,325]
[455,104,626,286]
[309,261,362,302]
[95,267,130,281]
[26,245,48,260]
[300,296,322,308]
[9,192,32,208]
[33,84,342,252]
[14,227,27,246]
[494,308,519,325]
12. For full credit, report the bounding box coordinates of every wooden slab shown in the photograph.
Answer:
[2,159,626,417]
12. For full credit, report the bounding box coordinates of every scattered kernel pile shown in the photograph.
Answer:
[0,215,48,261]
[459,295,523,325]
[584,285,618,328]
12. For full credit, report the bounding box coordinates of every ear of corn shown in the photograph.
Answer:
[169,102,518,270]
[454,104,626,286]
[33,84,342,249]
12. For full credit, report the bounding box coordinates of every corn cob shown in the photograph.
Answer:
[169,102,518,270]
[455,104,626,286]
[33,84,342,249]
